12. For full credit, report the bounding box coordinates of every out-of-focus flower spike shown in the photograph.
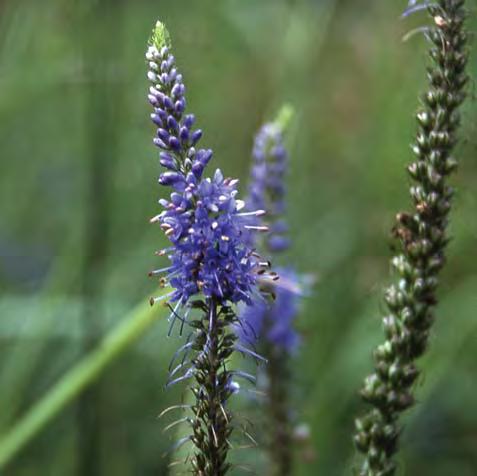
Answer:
[274,103,295,133]
[238,104,309,475]
[246,104,295,254]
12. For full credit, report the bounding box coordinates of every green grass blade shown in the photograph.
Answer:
[0,293,168,469]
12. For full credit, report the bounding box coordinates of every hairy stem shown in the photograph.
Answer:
[191,300,235,475]
[354,2,468,475]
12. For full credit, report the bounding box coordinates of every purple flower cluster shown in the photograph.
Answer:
[239,110,302,353]
[146,23,267,307]
[248,122,290,253]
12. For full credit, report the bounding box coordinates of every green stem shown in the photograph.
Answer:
[267,350,293,476]
[0,294,167,470]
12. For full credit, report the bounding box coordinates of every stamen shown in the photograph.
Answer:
[237,209,266,217]
[244,225,269,232]
[148,266,172,276]
[155,247,173,256]
[149,291,174,306]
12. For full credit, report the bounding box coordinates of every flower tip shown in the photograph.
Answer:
[275,103,295,132]
[149,297,155,306]
[150,19,172,51]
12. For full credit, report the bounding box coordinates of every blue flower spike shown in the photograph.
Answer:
[146,20,275,476]
[239,105,309,475]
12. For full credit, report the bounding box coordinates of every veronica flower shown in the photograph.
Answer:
[247,112,292,254]
[146,21,272,475]
[239,106,305,475]
[354,2,469,475]
[240,106,301,350]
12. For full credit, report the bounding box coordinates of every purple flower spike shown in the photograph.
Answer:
[238,106,310,476]
[245,107,294,255]
[146,21,272,309]
[147,23,279,475]
[239,105,303,354]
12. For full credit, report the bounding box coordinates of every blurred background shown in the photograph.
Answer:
[1,0,477,474]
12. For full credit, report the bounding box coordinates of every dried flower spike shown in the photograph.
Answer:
[354,2,468,475]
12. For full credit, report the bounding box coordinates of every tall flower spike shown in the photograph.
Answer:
[354,2,468,475]
[239,106,304,476]
[240,105,300,352]
[247,105,294,254]
[146,21,272,475]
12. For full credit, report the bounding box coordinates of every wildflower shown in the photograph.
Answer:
[354,2,469,474]
[147,25,269,309]
[146,21,270,475]
[247,109,293,254]
[240,105,300,352]
[239,106,304,476]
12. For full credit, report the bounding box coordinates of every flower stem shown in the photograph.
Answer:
[267,349,293,476]
[191,299,235,475]
[354,2,468,475]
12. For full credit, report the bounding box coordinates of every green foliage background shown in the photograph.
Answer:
[1,0,477,474]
